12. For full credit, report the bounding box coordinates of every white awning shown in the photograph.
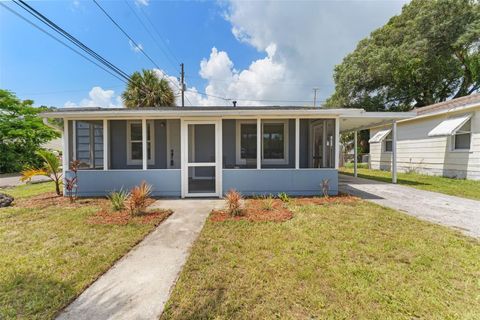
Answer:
[427,114,472,137]
[369,129,391,143]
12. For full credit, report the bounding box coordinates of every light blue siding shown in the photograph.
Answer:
[222,169,338,196]
[67,170,181,197]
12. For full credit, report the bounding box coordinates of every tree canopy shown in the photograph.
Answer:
[122,69,176,108]
[0,90,60,173]
[327,0,480,111]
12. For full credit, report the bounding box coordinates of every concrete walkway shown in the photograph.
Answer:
[339,174,480,238]
[57,199,224,320]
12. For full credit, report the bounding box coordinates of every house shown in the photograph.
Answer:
[40,106,412,197]
[369,94,480,180]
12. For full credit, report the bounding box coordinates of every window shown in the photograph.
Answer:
[384,132,393,152]
[452,119,471,151]
[127,121,154,165]
[236,121,257,164]
[75,120,103,169]
[262,120,288,164]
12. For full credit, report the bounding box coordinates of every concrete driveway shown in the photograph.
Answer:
[0,173,49,188]
[339,174,480,238]
[56,199,224,320]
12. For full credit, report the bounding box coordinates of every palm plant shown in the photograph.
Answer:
[21,150,63,195]
[122,69,176,108]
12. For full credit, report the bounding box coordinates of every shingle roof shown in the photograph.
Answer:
[415,93,480,116]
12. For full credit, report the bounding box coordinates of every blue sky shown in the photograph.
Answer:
[0,0,406,107]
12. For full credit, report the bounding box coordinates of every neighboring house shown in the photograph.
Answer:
[369,94,480,180]
[41,107,411,197]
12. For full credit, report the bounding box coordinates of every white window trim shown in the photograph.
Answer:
[262,119,289,165]
[127,120,155,165]
[235,120,257,165]
[450,119,472,152]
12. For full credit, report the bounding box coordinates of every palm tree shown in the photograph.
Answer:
[21,150,63,195]
[122,69,176,108]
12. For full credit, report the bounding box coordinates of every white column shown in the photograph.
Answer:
[392,121,397,184]
[353,130,358,177]
[142,118,147,170]
[295,118,300,169]
[334,117,340,169]
[256,118,261,169]
[63,118,69,175]
[103,119,108,170]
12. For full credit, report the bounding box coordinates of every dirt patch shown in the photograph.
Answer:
[210,198,293,223]
[88,207,173,226]
[293,194,359,206]
[14,192,106,209]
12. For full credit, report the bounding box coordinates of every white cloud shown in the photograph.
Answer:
[129,40,144,53]
[64,86,123,108]
[135,0,149,6]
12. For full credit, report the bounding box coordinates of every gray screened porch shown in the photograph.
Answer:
[42,107,413,198]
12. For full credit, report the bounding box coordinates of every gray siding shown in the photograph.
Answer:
[222,169,338,196]
[222,119,236,167]
[68,170,181,197]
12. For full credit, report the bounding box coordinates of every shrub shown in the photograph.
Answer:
[261,195,275,211]
[225,189,243,216]
[277,192,290,203]
[127,181,152,215]
[108,189,130,211]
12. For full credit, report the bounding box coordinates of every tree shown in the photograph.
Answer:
[327,0,480,111]
[0,90,60,173]
[21,150,63,195]
[122,69,176,108]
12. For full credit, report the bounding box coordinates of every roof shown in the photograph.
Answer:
[415,93,480,116]
[39,106,415,133]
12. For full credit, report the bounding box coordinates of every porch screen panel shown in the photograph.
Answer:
[300,119,335,169]
[75,120,103,169]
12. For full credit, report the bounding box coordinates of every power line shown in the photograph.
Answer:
[186,89,322,104]
[1,2,128,84]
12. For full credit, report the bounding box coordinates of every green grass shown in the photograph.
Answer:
[1,181,55,199]
[340,167,480,201]
[0,183,162,319]
[162,201,480,319]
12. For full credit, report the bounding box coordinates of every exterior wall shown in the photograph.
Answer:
[370,108,480,180]
[67,170,181,197]
[222,169,338,196]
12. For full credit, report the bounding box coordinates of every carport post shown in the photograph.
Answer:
[392,121,397,184]
[353,130,358,177]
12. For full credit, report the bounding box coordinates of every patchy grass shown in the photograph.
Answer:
[162,200,480,319]
[340,167,480,201]
[1,181,55,199]
[0,183,166,319]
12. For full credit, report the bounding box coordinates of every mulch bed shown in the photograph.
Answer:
[210,198,293,223]
[14,192,106,209]
[88,208,173,225]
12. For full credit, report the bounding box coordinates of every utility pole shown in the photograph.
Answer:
[180,63,185,107]
[313,87,319,107]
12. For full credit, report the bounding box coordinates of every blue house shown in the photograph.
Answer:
[41,106,412,197]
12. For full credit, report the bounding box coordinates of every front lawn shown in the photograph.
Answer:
[162,199,480,319]
[0,182,166,319]
[340,167,480,200]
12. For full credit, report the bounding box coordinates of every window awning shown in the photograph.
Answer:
[427,114,472,137]
[368,129,391,143]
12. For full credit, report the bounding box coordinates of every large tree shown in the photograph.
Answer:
[122,69,176,108]
[327,0,480,111]
[0,90,60,173]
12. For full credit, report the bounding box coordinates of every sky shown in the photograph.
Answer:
[0,0,407,108]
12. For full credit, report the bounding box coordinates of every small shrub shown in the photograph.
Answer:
[225,189,243,216]
[127,181,152,215]
[261,195,275,211]
[108,189,130,211]
[321,179,330,198]
[277,192,290,203]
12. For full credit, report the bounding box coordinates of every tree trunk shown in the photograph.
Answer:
[55,180,61,196]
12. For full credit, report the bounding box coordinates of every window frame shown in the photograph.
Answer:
[383,132,393,153]
[451,119,472,152]
[74,120,104,170]
[261,119,289,165]
[235,120,257,165]
[126,120,155,165]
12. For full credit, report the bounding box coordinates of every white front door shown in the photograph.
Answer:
[181,119,222,197]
